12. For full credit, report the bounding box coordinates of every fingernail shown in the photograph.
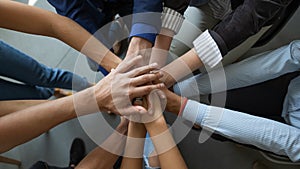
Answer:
[150,63,158,67]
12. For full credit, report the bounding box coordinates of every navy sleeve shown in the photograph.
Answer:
[130,0,163,44]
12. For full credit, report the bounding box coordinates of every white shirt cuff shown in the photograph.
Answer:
[161,7,184,34]
[182,100,206,125]
[193,30,222,68]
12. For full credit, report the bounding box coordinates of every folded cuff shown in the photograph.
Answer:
[161,7,184,34]
[182,100,206,125]
[193,30,222,68]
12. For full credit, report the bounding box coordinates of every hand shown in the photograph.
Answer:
[94,55,165,116]
[128,89,166,123]
[150,81,182,115]
[125,37,152,66]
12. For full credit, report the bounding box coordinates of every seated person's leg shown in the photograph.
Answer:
[0,41,91,91]
[0,78,53,100]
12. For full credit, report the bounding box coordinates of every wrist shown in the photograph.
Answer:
[160,70,176,88]
[130,37,152,49]
[145,115,166,130]
[127,121,146,139]
[178,97,188,116]
[102,51,122,71]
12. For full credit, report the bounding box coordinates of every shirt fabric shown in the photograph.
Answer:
[192,0,294,68]
[174,40,300,162]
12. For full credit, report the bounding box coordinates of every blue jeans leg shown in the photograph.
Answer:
[0,41,90,93]
[0,78,53,100]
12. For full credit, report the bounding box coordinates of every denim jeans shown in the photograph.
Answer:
[0,41,90,100]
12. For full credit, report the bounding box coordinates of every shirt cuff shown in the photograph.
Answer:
[130,23,158,44]
[182,100,207,125]
[161,7,184,35]
[193,30,222,68]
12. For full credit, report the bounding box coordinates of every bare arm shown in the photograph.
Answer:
[145,116,188,169]
[0,56,164,153]
[161,48,203,87]
[76,118,128,169]
[0,100,48,117]
[0,1,121,71]
[120,121,146,169]
[149,28,175,68]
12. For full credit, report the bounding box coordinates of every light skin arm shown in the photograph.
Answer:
[0,100,48,117]
[0,1,121,71]
[120,122,146,169]
[161,48,203,88]
[0,56,164,153]
[149,28,175,68]
[125,37,153,67]
[145,116,188,169]
[76,118,128,169]
[118,91,187,169]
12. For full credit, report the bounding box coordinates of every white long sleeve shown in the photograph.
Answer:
[182,99,300,162]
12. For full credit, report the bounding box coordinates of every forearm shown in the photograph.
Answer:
[0,88,97,153]
[0,1,121,71]
[76,122,128,169]
[0,100,48,117]
[121,121,146,169]
[150,28,174,68]
[161,48,202,87]
[51,16,121,71]
[145,117,187,169]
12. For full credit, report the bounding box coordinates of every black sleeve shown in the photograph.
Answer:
[211,0,293,56]
[163,0,190,14]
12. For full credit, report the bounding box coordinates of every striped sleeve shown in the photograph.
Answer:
[161,7,184,34]
[193,30,222,68]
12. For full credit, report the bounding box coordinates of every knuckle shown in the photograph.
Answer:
[142,74,150,81]
[146,86,154,93]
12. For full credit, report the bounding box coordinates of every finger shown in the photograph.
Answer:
[116,55,143,73]
[155,89,167,101]
[123,106,148,116]
[155,89,167,112]
[130,83,165,99]
[130,72,163,86]
[127,63,159,77]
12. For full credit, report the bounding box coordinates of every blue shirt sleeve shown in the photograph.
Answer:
[130,0,163,44]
